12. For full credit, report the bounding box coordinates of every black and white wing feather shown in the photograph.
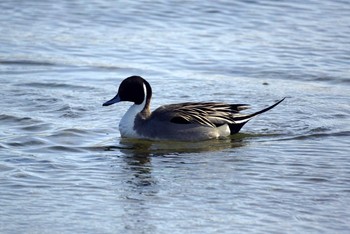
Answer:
[152,98,285,129]
[152,102,250,127]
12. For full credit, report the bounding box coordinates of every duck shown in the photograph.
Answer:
[103,76,284,141]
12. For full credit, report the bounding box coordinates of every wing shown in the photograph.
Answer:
[151,102,250,128]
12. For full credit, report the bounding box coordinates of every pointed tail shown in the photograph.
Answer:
[229,98,285,134]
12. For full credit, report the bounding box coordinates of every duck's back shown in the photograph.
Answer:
[133,102,240,141]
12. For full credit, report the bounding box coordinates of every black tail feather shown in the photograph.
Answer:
[228,98,285,134]
[229,122,247,134]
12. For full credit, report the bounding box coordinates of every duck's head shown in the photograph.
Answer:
[103,76,152,106]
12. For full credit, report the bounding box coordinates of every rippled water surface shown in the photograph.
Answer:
[1,1,350,233]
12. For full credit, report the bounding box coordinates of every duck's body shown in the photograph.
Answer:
[103,76,284,141]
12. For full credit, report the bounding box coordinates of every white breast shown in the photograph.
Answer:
[119,104,143,137]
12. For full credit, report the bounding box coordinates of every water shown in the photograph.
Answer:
[1,0,350,233]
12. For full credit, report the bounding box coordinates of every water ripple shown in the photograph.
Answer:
[1,0,350,233]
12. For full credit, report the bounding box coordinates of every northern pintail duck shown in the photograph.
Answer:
[103,76,284,141]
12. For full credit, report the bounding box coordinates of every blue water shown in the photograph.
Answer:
[1,1,350,233]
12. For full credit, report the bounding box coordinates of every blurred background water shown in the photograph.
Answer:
[1,0,350,233]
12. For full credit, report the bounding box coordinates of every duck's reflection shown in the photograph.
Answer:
[118,134,248,157]
[113,135,249,232]
[117,135,248,189]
